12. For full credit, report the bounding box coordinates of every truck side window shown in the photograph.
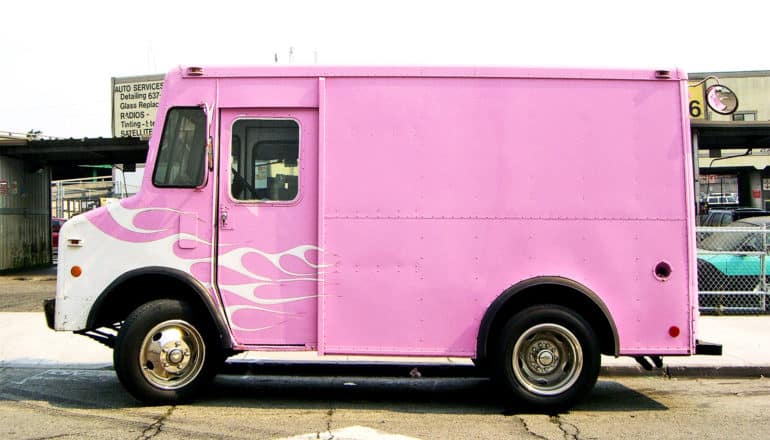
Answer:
[152,108,207,188]
[230,119,299,202]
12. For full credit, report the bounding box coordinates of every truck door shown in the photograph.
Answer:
[217,109,318,346]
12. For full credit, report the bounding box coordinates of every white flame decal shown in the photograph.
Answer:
[106,203,328,334]
[217,244,329,279]
[218,244,329,329]
[107,203,186,234]
[223,283,318,305]
[226,306,288,332]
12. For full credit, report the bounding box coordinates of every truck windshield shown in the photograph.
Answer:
[152,107,207,188]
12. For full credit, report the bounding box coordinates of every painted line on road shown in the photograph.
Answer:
[280,425,419,440]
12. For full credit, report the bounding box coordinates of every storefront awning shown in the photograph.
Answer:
[0,137,148,179]
[692,120,770,149]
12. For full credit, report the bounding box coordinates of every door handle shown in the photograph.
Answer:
[220,209,229,228]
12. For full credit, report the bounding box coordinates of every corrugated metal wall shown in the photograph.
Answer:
[0,156,50,270]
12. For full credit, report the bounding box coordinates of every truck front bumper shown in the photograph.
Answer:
[44,298,55,330]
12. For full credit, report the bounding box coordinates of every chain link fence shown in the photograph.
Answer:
[697,225,769,314]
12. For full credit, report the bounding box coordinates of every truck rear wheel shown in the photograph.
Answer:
[114,299,220,403]
[493,305,600,412]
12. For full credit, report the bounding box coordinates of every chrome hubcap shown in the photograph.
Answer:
[536,348,557,370]
[140,320,205,390]
[512,323,583,396]
[167,348,185,365]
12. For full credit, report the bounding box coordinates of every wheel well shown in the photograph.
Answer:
[478,280,618,362]
[86,270,231,349]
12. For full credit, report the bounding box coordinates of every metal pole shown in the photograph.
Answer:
[56,181,63,218]
[759,224,767,312]
[692,130,702,217]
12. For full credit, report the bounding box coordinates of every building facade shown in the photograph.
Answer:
[0,133,51,270]
[692,71,770,211]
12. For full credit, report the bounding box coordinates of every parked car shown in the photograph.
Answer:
[702,193,740,212]
[697,216,770,311]
[705,193,738,206]
[700,208,770,227]
[52,217,65,248]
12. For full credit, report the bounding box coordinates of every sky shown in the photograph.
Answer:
[1,0,768,138]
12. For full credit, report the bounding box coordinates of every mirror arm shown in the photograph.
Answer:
[689,76,720,88]
[194,101,214,190]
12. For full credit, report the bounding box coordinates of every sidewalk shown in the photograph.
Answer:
[1,312,768,377]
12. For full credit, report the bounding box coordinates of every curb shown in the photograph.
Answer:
[601,365,770,378]
[0,362,112,370]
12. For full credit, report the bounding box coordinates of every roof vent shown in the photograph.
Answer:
[655,70,672,79]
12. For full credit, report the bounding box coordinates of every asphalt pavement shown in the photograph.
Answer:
[1,266,769,377]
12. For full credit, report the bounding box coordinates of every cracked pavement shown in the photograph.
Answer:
[136,406,175,440]
[1,367,769,439]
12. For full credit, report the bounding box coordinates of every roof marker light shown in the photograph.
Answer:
[186,66,204,76]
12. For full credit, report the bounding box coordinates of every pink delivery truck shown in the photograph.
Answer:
[45,66,722,411]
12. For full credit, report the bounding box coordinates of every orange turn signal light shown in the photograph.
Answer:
[70,266,82,277]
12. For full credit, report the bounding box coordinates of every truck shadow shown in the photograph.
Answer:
[203,375,667,414]
[0,366,666,414]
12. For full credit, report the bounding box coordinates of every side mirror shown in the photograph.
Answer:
[706,84,739,115]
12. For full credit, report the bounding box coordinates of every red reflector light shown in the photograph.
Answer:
[669,326,680,337]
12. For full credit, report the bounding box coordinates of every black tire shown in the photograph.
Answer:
[492,305,600,412]
[114,299,221,404]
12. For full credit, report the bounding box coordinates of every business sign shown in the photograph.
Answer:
[688,81,706,119]
[111,74,164,138]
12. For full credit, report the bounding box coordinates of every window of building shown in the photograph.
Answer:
[230,119,299,202]
[732,112,757,121]
[152,108,207,188]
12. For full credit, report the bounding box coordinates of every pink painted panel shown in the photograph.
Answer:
[321,219,690,356]
[217,108,319,346]
[218,77,319,109]
[320,76,691,356]
[322,77,686,220]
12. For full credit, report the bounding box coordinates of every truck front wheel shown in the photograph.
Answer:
[493,305,600,412]
[114,299,220,403]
